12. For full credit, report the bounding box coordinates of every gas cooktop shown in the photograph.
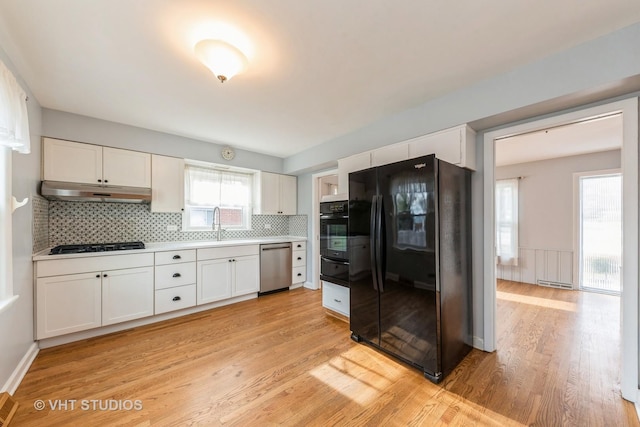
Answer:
[49,241,146,255]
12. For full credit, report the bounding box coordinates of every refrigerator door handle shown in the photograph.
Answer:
[375,195,385,292]
[370,195,379,291]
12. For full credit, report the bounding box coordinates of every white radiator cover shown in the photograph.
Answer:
[496,248,573,288]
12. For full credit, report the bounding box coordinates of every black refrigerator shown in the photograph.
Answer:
[348,154,472,383]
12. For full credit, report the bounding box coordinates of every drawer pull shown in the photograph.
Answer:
[103,274,108,277]
[172,273,181,278]
[297,273,302,277]
[334,298,342,303]
[96,274,100,278]
[172,255,181,260]
[297,257,302,260]
[172,296,181,302]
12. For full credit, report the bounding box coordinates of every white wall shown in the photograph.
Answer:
[496,150,621,252]
[0,47,42,391]
[42,109,284,174]
[495,150,621,286]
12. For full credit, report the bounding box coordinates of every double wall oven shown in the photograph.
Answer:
[320,200,349,287]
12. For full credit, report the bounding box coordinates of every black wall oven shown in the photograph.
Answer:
[320,200,349,286]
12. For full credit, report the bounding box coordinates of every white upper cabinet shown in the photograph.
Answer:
[407,124,476,170]
[254,171,297,215]
[370,143,409,167]
[43,137,152,187]
[337,152,371,195]
[43,138,103,184]
[102,147,151,187]
[151,154,185,213]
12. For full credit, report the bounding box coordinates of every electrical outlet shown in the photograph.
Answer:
[264,223,271,229]
[167,225,178,231]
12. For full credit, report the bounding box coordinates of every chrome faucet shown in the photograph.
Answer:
[212,206,222,241]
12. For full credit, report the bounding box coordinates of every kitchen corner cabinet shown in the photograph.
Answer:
[151,154,185,213]
[197,245,260,305]
[253,172,297,215]
[43,137,152,187]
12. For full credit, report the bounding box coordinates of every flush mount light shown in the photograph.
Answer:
[194,39,248,83]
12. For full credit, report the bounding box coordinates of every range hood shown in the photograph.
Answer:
[40,181,152,203]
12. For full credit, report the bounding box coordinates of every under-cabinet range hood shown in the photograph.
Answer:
[40,181,152,203]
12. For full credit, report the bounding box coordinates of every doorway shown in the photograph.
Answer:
[482,98,639,401]
[576,171,622,294]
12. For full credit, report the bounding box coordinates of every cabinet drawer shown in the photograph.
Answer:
[198,245,259,261]
[322,281,350,317]
[155,262,196,290]
[155,250,196,265]
[292,250,305,267]
[292,241,306,251]
[292,266,306,284]
[36,253,154,277]
[155,285,197,314]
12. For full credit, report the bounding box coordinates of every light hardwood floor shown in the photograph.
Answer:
[11,281,640,426]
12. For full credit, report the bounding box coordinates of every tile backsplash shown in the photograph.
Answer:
[33,198,307,251]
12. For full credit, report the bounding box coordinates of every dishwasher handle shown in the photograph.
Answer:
[261,244,292,251]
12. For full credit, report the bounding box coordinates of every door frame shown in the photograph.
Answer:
[310,168,339,290]
[573,168,622,293]
[482,97,638,401]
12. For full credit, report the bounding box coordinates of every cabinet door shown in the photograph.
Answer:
[197,259,232,304]
[43,138,102,184]
[278,174,297,215]
[371,143,409,167]
[259,172,281,215]
[36,272,102,339]
[102,267,154,326]
[408,127,461,165]
[233,255,259,296]
[151,154,185,213]
[337,152,372,195]
[103,147,152,187]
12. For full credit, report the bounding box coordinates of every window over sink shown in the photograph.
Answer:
[182,163,253,232]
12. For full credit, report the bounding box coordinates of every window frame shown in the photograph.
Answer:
[181,162,254,232]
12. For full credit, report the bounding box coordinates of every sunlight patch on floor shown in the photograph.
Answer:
[309,347,401,405]
[497,291,577,312]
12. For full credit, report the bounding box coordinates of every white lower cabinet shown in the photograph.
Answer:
[197,258,233,304]
[102,267,154,326]
[36,273,102,339]
[155,284,197,315]
[35,253,154,339]
[197,245,260,305]
[322,281,350,318]
[292,241,307,285]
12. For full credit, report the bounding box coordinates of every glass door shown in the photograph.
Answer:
[578,172,622,294]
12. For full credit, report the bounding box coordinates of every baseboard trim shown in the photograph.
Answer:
[2,342,39,394]
[302,281,317,290]
[473,336,485,351]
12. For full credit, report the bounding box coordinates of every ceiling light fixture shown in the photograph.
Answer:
[194,39,248,83]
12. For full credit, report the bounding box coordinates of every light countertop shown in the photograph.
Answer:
[33,236,307,261]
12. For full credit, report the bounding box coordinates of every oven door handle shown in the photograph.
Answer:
[321,257,349,265]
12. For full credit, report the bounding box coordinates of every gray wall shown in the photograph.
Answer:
[283,23,640,175]
[42,109,284,174]
[496,150,621,253]
[0,48,42,390]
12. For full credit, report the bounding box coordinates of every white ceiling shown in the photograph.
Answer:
[495,114,623,167]
[1,1,639,158]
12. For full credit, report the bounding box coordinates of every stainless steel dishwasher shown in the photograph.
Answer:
[259,243,292,295]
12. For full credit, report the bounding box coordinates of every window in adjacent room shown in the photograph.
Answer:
[495,178,519,266]
[182,164,253,231]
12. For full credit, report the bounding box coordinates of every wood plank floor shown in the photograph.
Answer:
[11,281,640,426]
